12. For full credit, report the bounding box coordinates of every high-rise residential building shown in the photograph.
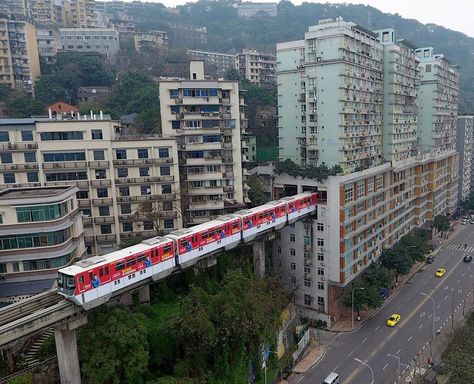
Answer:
[159,61,249,226]
[0,0,28,19]
[277,18,384,170]
[28,0,57,25]
[0,117,182,256]
[238,2,277,18]
[0,186,86,303]
[187,50,238,77]
[0,19,41,96]
[457,116,473,201]
[59,27,119,63]
[273,18,459,324]
[238,49,276,90]
[134,30,168,53]
[416,47,460,154]
[70,0,97,28]
[375,29,420,164]
[35,24,60,64]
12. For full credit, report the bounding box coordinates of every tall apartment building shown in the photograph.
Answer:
[0,186,85,303]
[274,18,459,324]
[417,47,460,154]
[187,50,238,76]
[59,27,119,63]
[168,22,207,48]
[35,25,60,64]
[0,0,28,18]
[0,117,182,256]
[70,0,97,28]
[134,30,168,53]
[238,2,278,18]
[238,49,276,90]
[0,19,41,96]
[457,116,473,201]
[28,0,57,25]
[159,61,249,226]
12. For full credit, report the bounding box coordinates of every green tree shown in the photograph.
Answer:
[380,248,413,283]
[78,306,149,384]
[247,176,269,207]
[342,281,382,317]
[433,214,450,233]
[461,192,474,212]
[7,96,44,118]
[224,67,242,81]
[0,84,11,102]
[363,266,392,290]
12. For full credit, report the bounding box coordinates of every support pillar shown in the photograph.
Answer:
[54,316,87,384]
[253,240,265,278]
[138,285,150,304]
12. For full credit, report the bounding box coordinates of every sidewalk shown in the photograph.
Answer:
[284,222,465,377]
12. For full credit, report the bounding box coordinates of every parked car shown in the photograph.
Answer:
[463,255,472,263]
[426,256,434,264]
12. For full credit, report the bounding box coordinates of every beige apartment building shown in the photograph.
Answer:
[159,61,249,225]
[0,117,182,256]
[0,185,85,303]
[238,49,276,90]
[0,19,40,96]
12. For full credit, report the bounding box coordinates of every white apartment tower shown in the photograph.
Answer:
[159,61,249,226]
[457,116,473,201]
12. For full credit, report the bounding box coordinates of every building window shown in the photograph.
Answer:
[96,188,108,198]
[91,130,103,140]
[27,172,38,182]
[117,168,128,178]
[304,294,313,306]
[119,187,129,196]
[139,167,150,177]
[317,268,324,276]
[41,131,83,141]
[376,175,383,190]
[121,204,131,214]
[162,184,172,194]
[137,148,148,159]
[122,222,133,232]
[290,234,295,242]
[99,206,110,216]
[290,262,296,270]
[289,223,295,228]
[290,276,296,284]
[345,185,353,203]
[0,229,70,250]
[24,152,36,163]
[115,149,127,159]
[143,221,154,230]
[304,266,311,274]
[16,202,68,223]
[141,185,151,195]
[158,148,169,158]
[171,121,180,129]
[93,150,105,160]
[317,253,324,261]
[170,90,179,99]
[95,169,106,179]
[290,248,296,256]
[3,173,15,184]
[43,152,86,162]
[317,296,325,307]
[77,191,89,199]
[277,246,281,253]
[21,131,33,141]
[163,201,173,211]
[100,224,112,234]
[317,238,324,246]
[357,182,365,199]
[367,179,374,194]
[0,132,9,142]
[304,279,311,287]
[160,166,170,176]
[317,223,324,231]
[1,153,13,163]
[318,282,324,290]
[164,219,174,229]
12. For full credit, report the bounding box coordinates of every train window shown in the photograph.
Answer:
[89,272,93,280]
[202,232,208,240]
[181,240,187,248]
[99,269,104,277]
[233,222,239,229]
[209,231,214,238]
[127,259,136,267]
[105,267,109,275]
[116,262,125,271]
[164,245,171,253]
[192,235,197,243]
[78,275,84,284]
[259,213,264,219]
[153,249,158,258]
[137,255,146,263]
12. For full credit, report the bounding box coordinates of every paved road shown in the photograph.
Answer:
[288,225,474,384]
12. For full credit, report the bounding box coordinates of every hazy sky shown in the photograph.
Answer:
[132,0,474,37]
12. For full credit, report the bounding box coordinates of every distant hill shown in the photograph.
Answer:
[125,0,474,113]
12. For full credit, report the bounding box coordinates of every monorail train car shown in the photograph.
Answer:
[57,236,175,309]
[232,200,288,243]
[165,215,241,268]
[279,192,318,224]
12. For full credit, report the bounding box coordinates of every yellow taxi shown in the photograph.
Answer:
[435,268,446,277]
[386,314,401,327]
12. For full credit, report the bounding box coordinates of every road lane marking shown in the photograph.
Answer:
[445,295,448,300]
[332,366,339,372]
[437,305,440,309]
[408,336,413,342]
[396,348,401,355]
[462,273,466,277]
[296,376,304,384]
[457,279,460,284]
[383,363,388,371]
[348,350,354,357]
[418,324,423,330]
[375,326,380,331]
[362,337,367,344]
[341,255,466,384]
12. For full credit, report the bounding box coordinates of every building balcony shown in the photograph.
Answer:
[190,201,224,210]
[188,186,224,195]
[94,216,115,224]
[186,172,222,181]
[185,157,222,166]
[43,161,87,169]
[114,176,175,185]
[88,160,110,168]
[0,142,38,151]
[90,179,112,187]
[96,234,117,243]
[116,194,175,203]
[91,197,113,205]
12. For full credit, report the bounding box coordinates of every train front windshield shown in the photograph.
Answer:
[57,272,76,295]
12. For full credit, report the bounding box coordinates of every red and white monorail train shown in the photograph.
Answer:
[57,192,318,308]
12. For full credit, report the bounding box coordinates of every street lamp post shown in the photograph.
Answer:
[354,358,374,384]
[387,353,407,378]
[351,287,365,329]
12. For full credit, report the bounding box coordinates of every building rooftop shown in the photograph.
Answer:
[0,186,73,200]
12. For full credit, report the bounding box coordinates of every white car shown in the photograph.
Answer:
[462,220,467,225]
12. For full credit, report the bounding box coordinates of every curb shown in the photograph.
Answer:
[293,343,327,374]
